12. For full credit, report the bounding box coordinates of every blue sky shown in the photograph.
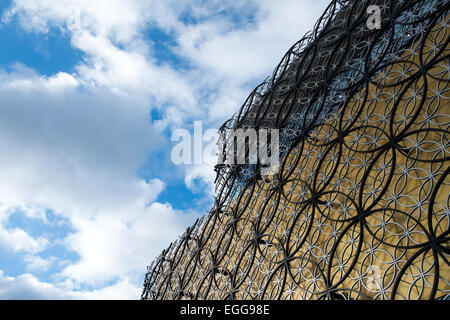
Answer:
[0,0,329,299]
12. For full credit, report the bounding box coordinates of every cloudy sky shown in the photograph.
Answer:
[0,0,329,299]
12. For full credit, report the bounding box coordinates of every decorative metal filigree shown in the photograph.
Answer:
[142,0,450,300]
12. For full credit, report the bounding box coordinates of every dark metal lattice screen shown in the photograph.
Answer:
[142,0,450,300]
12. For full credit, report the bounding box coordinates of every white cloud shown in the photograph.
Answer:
[24,255,57,272]
[184,163,216,195]
[0,269,140,299]
[4,0,331,127]
[0,65,164,218]
[0,204,48,254]
[61,202,199,285]
[0,65,199,287]
[2,0,182,42]
[177,0,329,81]
[71,31,198,117]
[0,226,48,254]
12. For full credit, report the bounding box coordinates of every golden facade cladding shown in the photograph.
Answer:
[143,0,450,300]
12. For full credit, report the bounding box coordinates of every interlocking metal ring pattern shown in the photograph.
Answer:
[142,0,450,300]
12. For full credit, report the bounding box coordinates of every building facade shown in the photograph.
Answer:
[142,0,450,300]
